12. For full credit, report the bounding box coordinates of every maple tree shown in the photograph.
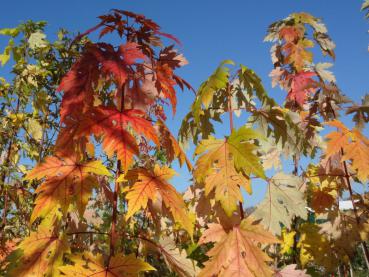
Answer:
[0,3,369,277]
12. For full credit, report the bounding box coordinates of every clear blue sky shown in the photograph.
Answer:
[1,0,368,206]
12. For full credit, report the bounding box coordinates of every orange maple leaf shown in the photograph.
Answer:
[25,155,111,222]
[325,120,369,182]
[198,218,279,277]
[125,165,193,237]
[57,106,159,171]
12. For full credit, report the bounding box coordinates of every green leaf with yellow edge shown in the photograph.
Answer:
[194,126,265,216]
[6,226,69,277]
[252,173,307,235]
[194,135,251,216]
[59,252,155,276]
[125,164,194,237]
[228,126,266,179]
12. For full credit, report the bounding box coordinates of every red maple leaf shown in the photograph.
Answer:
[287,71,316,106]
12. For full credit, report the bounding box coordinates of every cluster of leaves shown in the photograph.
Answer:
[0,21,85,252]
[0,4,369,277]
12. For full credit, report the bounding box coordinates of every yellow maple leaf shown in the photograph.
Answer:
[7,226,68,277]
[59,252,155,276]
[280,229,296,255]
[194,127,265,216]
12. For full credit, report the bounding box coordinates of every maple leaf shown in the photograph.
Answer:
[194,136,251,216]
[155,63,178,114]
[266,12,335,60]
[85,106,159,169]
[25,155,111,222]
[279,26,304,42]
[179,64,272,148]
[125,165,193,236]
[310,188,335,213]
[155,119,192,171]
[252,173,307,235]
[194,127,265,216]
[325,120,369,182]
[58,106,159,171]
[57,44,100,122]
[144,236,198,277]
[159,46,188,69]
[314,62,336,83]
[0,239,18,270]
[124,76,157,111]
[57,41,147,121]
[325,120,351,156]
[320,211,362,250]
[341,129,369,182]
[274,264,310,277]
[270,67,289,89]
[248,106,309,156]
[298,223,339,272]
[192,60,232,123]
[96,42,146,87]
[198,218,279,277]
[287,71,316,106]
[6,226,68,277]
[119,42,146,65]
[280,229,296,255]
[293,13,327,34]
[346,94,369,130]
[306,165,343,214]
[283,39,314,71]
[59,252,155,276]
[259,142,282,170]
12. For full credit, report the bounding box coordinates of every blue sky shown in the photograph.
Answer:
[1,0,368,206]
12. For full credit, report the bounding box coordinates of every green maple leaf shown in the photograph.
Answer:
[194,126,265,216]
[192,60,233,124]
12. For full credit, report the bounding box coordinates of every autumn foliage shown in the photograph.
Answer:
[0,4,369,277]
